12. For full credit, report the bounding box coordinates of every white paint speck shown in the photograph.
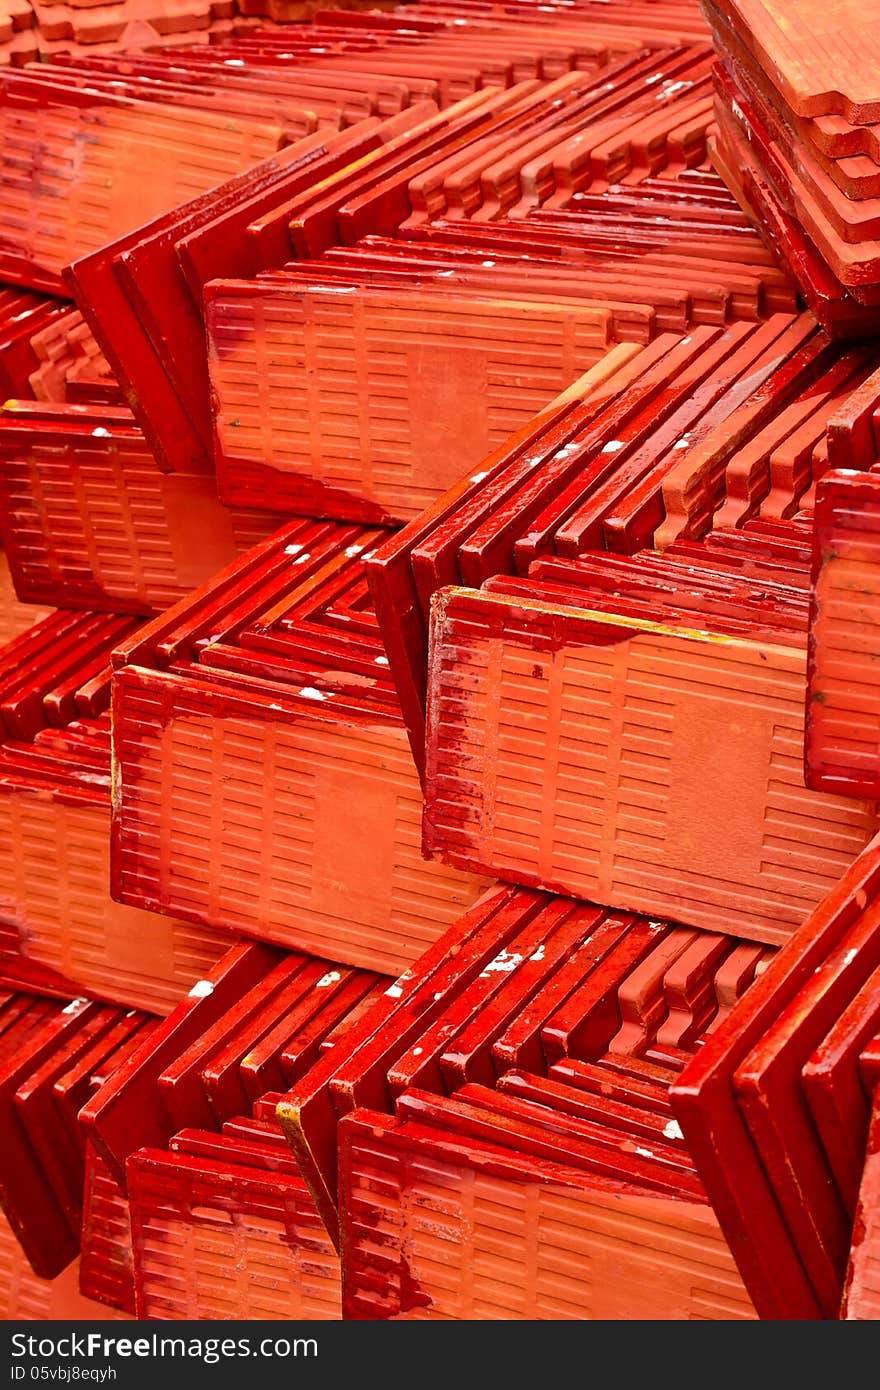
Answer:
[602,440,624,454]
[385,983,403,998]
[317,970,341,988]
[345,544,364,558]
[285,543,304,555]
[299,687,327,701]
[663,1119,684,1141]
[374,656,389,666]
[481,950,523,976]
[62,997,89,1014]
[92,427,110,438]
[636,1146,654,1159]
[529,945,546,963]
[189,980,214,998]
[412,1047,423,1056]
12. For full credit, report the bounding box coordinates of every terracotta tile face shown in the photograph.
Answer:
[110,522,489,975]
[208,280,611,521]
[7,0,880,1328]
[423,584,877,945]
[0,1206,131,1320]
[0,403,278,614]
[340,1109,755,1320]
[714,0,880,124]
[0,610,230,1011]
[128,1147,341,1320]
[0,77,284,291]
[807,470,880,801]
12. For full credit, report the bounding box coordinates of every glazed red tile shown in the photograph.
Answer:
[339,1107,754,1320]
[424,581,876,944]
[671,832,880,1319]
[127,1146,341,1320]
[0,403,278,614]
[806,470,880,799]
[81,941,282,1185]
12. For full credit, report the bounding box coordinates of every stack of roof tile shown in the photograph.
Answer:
[82,939,387,1318]
[0,984,153,1319]
[110,521,489,976]
[707,0,880,338]
[274,882,771,1318]
[0,610,231,1013]
[0,0,280,66]
[6,0,880,1326]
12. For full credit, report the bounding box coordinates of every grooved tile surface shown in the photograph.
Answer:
[208,284,610,521]
[0,1209,130,1320]
[807,471,880,799]
[112,666,487,976]
[0,427,278,613]
[0,792,229,1013]
[0,98,282,283]
[424,587,878,943]
[340,1114,756,1321]
[128,1152,340,1321]
[79,1144,136,1315]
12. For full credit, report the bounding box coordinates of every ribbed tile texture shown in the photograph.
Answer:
[0,793,229,1013]
[112,667,488,976]
[208,285,611,521]
[341,1118,756,1321]
[844,1091,880,1319]
[128,1154,340,1320]
[0,1210,130,1320]
[0,101,282,279]
[0,431,278,613]
[79,1144,136,1315]
[424,587,878,944]
[807,471,880,799]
